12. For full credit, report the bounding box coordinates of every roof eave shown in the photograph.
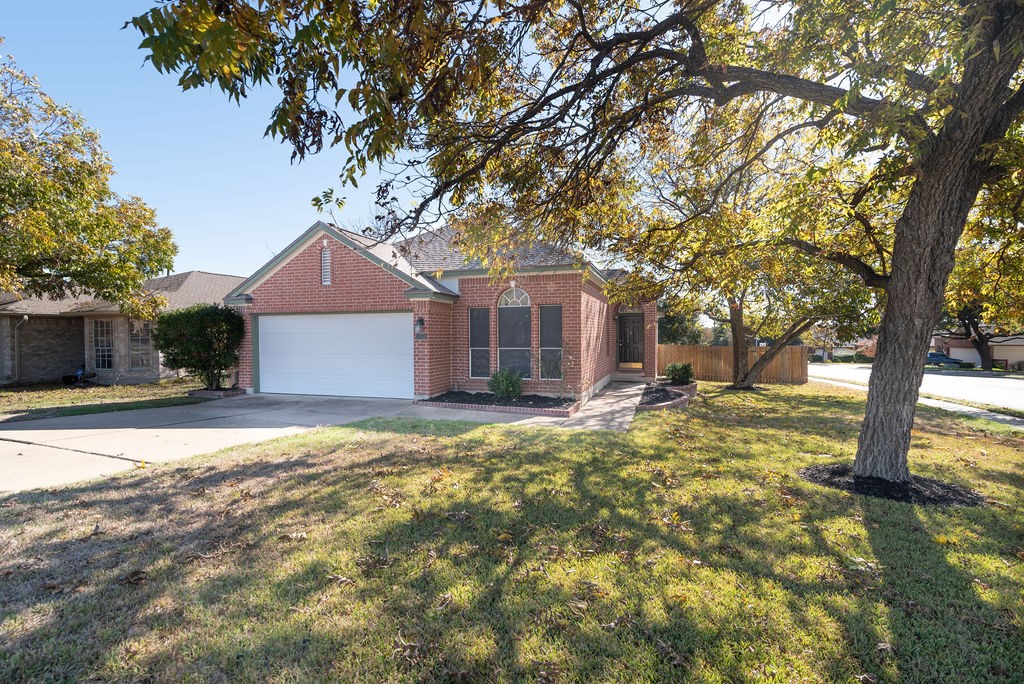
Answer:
[404,289,459,303]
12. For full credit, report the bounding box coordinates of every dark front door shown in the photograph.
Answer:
[617,314,644,367]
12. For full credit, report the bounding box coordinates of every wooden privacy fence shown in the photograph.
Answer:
[656,345,809,384]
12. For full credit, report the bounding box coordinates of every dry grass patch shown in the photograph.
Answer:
[1,382,1021,682]
[0,379,204,421]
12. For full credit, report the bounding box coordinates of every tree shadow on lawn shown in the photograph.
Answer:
[1,411,1020,681]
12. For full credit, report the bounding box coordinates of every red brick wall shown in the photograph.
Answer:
[450,273,597,396]
[412,299,453,398]
[236,233,413,389]
[580,280,615,391]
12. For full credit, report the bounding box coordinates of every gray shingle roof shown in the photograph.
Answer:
[0,271,245,316]
[394,227,580,274]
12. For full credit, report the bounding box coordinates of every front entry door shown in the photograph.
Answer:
[617,314,644,368]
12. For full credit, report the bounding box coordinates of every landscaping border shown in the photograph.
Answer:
[413,398,581,418]
[188,388,246,399]
[636,395,690,411]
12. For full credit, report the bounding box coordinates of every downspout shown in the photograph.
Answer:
[13,314,28,382]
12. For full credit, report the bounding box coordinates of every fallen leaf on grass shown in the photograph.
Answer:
[934,534,958,545]
[393,632,425,664]
[40,580,83,595]
[326,573,356,586]
[117,570,149,586]
[876,641,894,653]
[567,599,588,618]
[278,531,308,542]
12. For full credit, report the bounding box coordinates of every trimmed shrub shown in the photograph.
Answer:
[852,352,874,363]
[809,353,824,363]
[665,362,694,385]
[958,362,976,369]
[152,304,245,390]
[488,368,522,399]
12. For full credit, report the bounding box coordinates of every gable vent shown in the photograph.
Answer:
[321,247,332,285]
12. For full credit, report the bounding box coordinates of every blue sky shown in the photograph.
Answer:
[1,1,379,277]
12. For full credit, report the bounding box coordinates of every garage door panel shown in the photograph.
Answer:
[258,313,413,398]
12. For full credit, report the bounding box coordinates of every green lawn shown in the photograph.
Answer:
[0,379,204,421]
[1,383,1021,682]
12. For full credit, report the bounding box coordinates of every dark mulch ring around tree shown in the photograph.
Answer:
[799,463,987,507]
[426,390,575,409]
[640,382,690,406]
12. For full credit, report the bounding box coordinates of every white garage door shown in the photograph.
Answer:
[258,313,414,398]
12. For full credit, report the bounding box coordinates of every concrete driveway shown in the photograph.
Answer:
[0,394,416,492]
[0,383,647,493]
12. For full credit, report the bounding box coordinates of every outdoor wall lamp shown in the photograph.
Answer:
[414,316,427,339]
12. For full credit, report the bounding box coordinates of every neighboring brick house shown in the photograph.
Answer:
[0,271,244,385]
[225,221,658,400]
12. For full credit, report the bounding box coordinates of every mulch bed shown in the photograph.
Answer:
[640,382,690,407]
[799,463,987,507]
[426,390,575,409]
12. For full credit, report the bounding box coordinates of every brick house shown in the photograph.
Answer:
[0,271,244,385]
[225,222,658,400]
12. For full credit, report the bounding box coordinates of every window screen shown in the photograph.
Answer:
[540,305,562,379]
[469,308,490,378]
[498,288,531,378]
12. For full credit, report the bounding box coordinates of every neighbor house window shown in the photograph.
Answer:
[540,305,562,379]
[469,308,490,378]
[93,320,113,370]
[498,287,531,378]
[129,320,152,370]
[321,247,332,285]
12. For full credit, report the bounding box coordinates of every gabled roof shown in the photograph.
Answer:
[225,222,458,304]
[0,271,245,317]
[394,226,582,274]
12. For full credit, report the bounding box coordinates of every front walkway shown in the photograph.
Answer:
[396,381,646,432]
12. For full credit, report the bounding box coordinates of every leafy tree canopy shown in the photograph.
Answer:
[132,0,1024,481]
[0,49,176,317]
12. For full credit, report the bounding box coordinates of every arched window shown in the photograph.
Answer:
[321,247,332,286]
[498,287,530,307]
[498,288,531,377]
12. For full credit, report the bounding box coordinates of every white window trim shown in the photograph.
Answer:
[93,319,114,370]
[129,320,153,370]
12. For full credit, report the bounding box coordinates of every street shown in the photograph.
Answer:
[808,363,1024,412]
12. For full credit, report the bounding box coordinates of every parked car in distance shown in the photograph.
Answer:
[926,352,960,365]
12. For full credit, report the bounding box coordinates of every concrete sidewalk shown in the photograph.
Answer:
[0,382,646,493]
[811,378,1024,430]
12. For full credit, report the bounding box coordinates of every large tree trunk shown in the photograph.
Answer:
[957,307,994,370]
[854,7,1024,481]
[727,297,749,386]
[972,335,994,371]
